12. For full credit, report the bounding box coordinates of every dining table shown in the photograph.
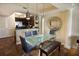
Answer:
[24,34,55,55]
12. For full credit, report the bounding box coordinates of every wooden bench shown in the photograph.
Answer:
[40,40,61,56]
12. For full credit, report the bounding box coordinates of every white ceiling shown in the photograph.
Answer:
[0,3,77,16]
[0,3,57,16]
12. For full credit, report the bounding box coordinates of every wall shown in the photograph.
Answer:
[0,13,15,38]
[44,7,79,49]
[44,10,70,45]
[66,7,79,49]
[41,10,72,49]
[55,10,70,45]
[71,7,79,36]
[64,9,72,49]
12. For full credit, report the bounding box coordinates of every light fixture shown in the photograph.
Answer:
[23,4,30,20]
[26,10,30,20]
[35,4,39,20]
[35,15,39,20]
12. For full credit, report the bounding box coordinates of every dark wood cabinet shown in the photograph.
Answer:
[15,16,34,29]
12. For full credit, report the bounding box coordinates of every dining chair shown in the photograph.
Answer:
[32,30,38,35]
[20,36,36,56]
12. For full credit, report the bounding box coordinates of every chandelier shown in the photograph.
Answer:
[26,10,30,20]
[22,4,31,20]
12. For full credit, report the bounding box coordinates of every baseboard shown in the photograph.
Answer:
[64,44,71,49]
[0,36,14,39]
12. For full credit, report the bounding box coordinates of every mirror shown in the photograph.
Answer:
[49,16,62,31]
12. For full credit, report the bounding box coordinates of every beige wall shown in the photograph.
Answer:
[67,7,79,49]
[71,7,79,36]
[55,10,69,44]
[44,10,70,47]
[43,8,79,49]
[0,16,6,29]
[0,13,15,38]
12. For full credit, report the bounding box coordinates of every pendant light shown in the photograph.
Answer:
[35,4,39,20]
[19,4,30,20]
[26,4,30,20]
[26,10,30,20]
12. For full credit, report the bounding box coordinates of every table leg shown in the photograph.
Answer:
[58,45,60,56]
[40,49,42,56]
[38,49,40,56]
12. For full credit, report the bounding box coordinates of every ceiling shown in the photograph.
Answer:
[0,3,57,16]
[0,3,77,16]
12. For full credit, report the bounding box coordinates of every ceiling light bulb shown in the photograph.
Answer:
[26,17,30,20]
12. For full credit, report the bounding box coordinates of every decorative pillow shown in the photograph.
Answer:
[50,29,54,35]
[32,30,37,35]
[25,32,32,37]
